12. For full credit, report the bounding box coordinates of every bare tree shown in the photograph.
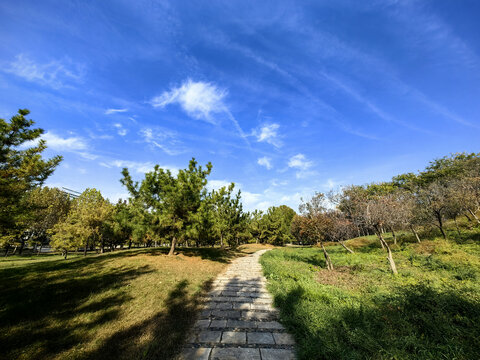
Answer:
[365,196,398,274]
[417,181,452,240]
[299,193,334,270]
[324,211,355,253]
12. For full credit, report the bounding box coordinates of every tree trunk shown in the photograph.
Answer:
[390,227,397,245]
[4,244,10,257]
[340,241,354,254]
[467,209,480,224]
[320,242,334,270]
[220,234,224,248]
[375,228,398,274]
[84,239,88,256]
[168,236,177,256]
[12,245,18,255]
[18,239,25,255]
[436,213,447,239]
[379,236,385,249]
[128,239,132,249]
[383,239,398,275]
[101,239,105,254]
[454,217,461,235]
[410,225,421,243]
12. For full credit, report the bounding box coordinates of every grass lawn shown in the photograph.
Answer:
[0,245,265,360]
[261,226,480,360]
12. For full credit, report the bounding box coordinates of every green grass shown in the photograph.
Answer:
[0,247,242,360]
[261,225,480,360]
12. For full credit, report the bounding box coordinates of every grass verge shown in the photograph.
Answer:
[260,228,480,360]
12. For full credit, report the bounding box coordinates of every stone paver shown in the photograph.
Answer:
[261,348,297,360]
[182,347,212,360]
[247,331,275,344]
[180,249,297,359]
[221,331,246,344]
[210,347,261,360]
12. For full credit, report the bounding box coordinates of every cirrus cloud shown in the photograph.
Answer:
[253,123,283,148]
[151,79,227,124]
[257,156,273,169]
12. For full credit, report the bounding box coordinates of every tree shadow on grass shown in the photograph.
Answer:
[0,248,215,360]
[275,283,480,360]
[170,247,237,263]
[0,259,153,360]
[81,279,211,360]
[0,246,238,278]
[99,246,237,264]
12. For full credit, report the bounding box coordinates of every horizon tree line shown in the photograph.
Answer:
[1,109,479,267]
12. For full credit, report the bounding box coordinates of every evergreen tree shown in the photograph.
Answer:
[0,109,62,253]
[121,158,212,255]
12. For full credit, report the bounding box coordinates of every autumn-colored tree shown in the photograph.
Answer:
[50,189,113,257]
[324,211,355,253]
[299,193,334,270]
[24,187,71,254]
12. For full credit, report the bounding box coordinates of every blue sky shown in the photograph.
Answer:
[1,0,479,211]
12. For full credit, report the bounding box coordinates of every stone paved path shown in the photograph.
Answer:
[180,250,296,360]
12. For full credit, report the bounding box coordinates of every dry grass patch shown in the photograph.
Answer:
[0,247,236,360]
[316,266,366,291]
[237,243,275,254]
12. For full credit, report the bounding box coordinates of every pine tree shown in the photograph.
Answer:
[0,109,62,254]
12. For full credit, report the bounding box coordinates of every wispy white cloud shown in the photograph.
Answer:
[43,131,88,151]
[86,130,114,140]
[24,131,99,160]
[242,191,262,209]
[253,123,282,147]
[3,54,84,89]
[140,127,186,156]
[151,79,227,123]
[206,179,234,191]
[105,108,128,115]
[113,123,128,136]
[257,156,273,169]
[206,177,309,212]
[288,153,316,179]
[151,79,250,145]
[299,14,477,129]
[270,179,288,187]
[319,71,434,134]
[77,152,99,160]
[288,153,312,170]
[204,33,379,140]
[99,159,178,174]
[383,1,479,70]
